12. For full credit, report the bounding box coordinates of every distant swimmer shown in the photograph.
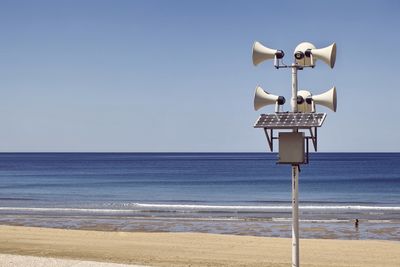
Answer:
[354,219,359,228]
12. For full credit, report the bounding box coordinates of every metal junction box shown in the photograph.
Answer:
[278,132,305,164]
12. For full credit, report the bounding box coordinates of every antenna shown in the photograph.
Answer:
[251,41,337,267]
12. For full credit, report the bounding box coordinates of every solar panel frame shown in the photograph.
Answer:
[254,112,326,129]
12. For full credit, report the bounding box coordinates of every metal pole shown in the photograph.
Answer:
[291,64,300,267]
[291,165,300,267]
[291,64,298,113]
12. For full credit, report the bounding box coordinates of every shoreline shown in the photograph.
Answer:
[1,214,399,241]
[1,225,399,267]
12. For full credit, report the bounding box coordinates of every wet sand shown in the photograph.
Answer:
[1,225,399,267]
[2,215,399,240]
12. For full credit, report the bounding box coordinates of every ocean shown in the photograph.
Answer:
[0,153,399,240]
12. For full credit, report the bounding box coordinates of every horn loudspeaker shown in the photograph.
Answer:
[254,86,280,111]
[311,43,337,68]
[252,41,279,66]
[312,86,337,112]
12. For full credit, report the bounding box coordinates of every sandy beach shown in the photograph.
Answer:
[0,253,148,267]
[0,225,399,267]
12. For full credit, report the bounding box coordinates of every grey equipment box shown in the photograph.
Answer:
[278,132,305,164]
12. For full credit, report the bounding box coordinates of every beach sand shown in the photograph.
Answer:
[0,225,399,267]
[0,253,148,267]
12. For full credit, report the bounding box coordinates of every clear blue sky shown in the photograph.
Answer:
[0,0,399,152]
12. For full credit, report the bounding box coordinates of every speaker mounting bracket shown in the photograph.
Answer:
[308,126,318,151]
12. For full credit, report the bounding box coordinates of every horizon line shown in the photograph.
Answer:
[0,151,398,154]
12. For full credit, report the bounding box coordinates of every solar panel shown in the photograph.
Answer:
[254,113,326,129]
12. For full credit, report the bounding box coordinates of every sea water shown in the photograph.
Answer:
[0,153,399,240]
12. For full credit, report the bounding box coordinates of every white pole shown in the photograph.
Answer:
[291,165,300,267]
[291,63,300,267]
[291,64,298,113]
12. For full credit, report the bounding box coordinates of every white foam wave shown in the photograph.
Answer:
[272,218,349,223]
[0,207,136,213]
[132,203,400,211]
[367,220,393,223]
[0,203,399,213]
